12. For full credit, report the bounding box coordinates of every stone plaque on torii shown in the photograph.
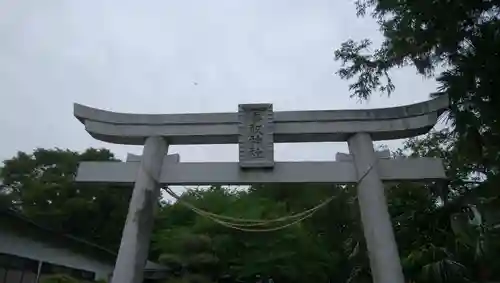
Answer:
[74,95,449,283]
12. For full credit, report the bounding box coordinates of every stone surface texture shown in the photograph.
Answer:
[348,133,405,283]
[76,158,446,185]
[335,149,391,161]
[238,103,275,168]
[126,153,180,163]
[110,137,168,283]
[74,95,448,145]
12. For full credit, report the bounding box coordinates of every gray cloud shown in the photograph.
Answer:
[0,0,438,165]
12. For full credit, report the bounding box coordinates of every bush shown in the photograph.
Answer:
[40,274,80,283]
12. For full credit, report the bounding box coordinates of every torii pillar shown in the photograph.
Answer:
[348,133,405,283]
[111,137,168,283]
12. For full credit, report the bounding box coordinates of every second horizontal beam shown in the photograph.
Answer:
[76,158,446,185]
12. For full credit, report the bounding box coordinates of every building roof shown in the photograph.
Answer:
[0,208,169,277]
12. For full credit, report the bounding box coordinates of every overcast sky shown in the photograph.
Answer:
[0,0,439,164]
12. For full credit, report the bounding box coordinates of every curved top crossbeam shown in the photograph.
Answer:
[74,95,449,145]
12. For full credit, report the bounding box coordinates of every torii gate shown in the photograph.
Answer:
[74,95,449,283]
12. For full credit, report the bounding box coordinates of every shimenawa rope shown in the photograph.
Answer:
[162,156,380,232]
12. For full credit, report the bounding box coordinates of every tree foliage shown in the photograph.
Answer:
[2,141,499,282]
[149,131,500,283]
[153,185,354,283]
[0,148,131,250]
[40,274,81,283]
[333,1,500,281]
[334,0,500,175]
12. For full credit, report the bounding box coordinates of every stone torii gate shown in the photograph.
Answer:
[74,95,449,283]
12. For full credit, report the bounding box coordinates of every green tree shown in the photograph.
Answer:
[40,274,81,283]
[396,132,500,282]
[334,1,500,281]
[0,148,131,249]
[158,234,218,283]
[334,0,500,176]
[152,185,347,283]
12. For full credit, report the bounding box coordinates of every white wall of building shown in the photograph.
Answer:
[0,229,113,280]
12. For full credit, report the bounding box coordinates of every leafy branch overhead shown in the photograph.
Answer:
[335,0,500,175]
[334,0,500,281]
[335,39,396,99]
